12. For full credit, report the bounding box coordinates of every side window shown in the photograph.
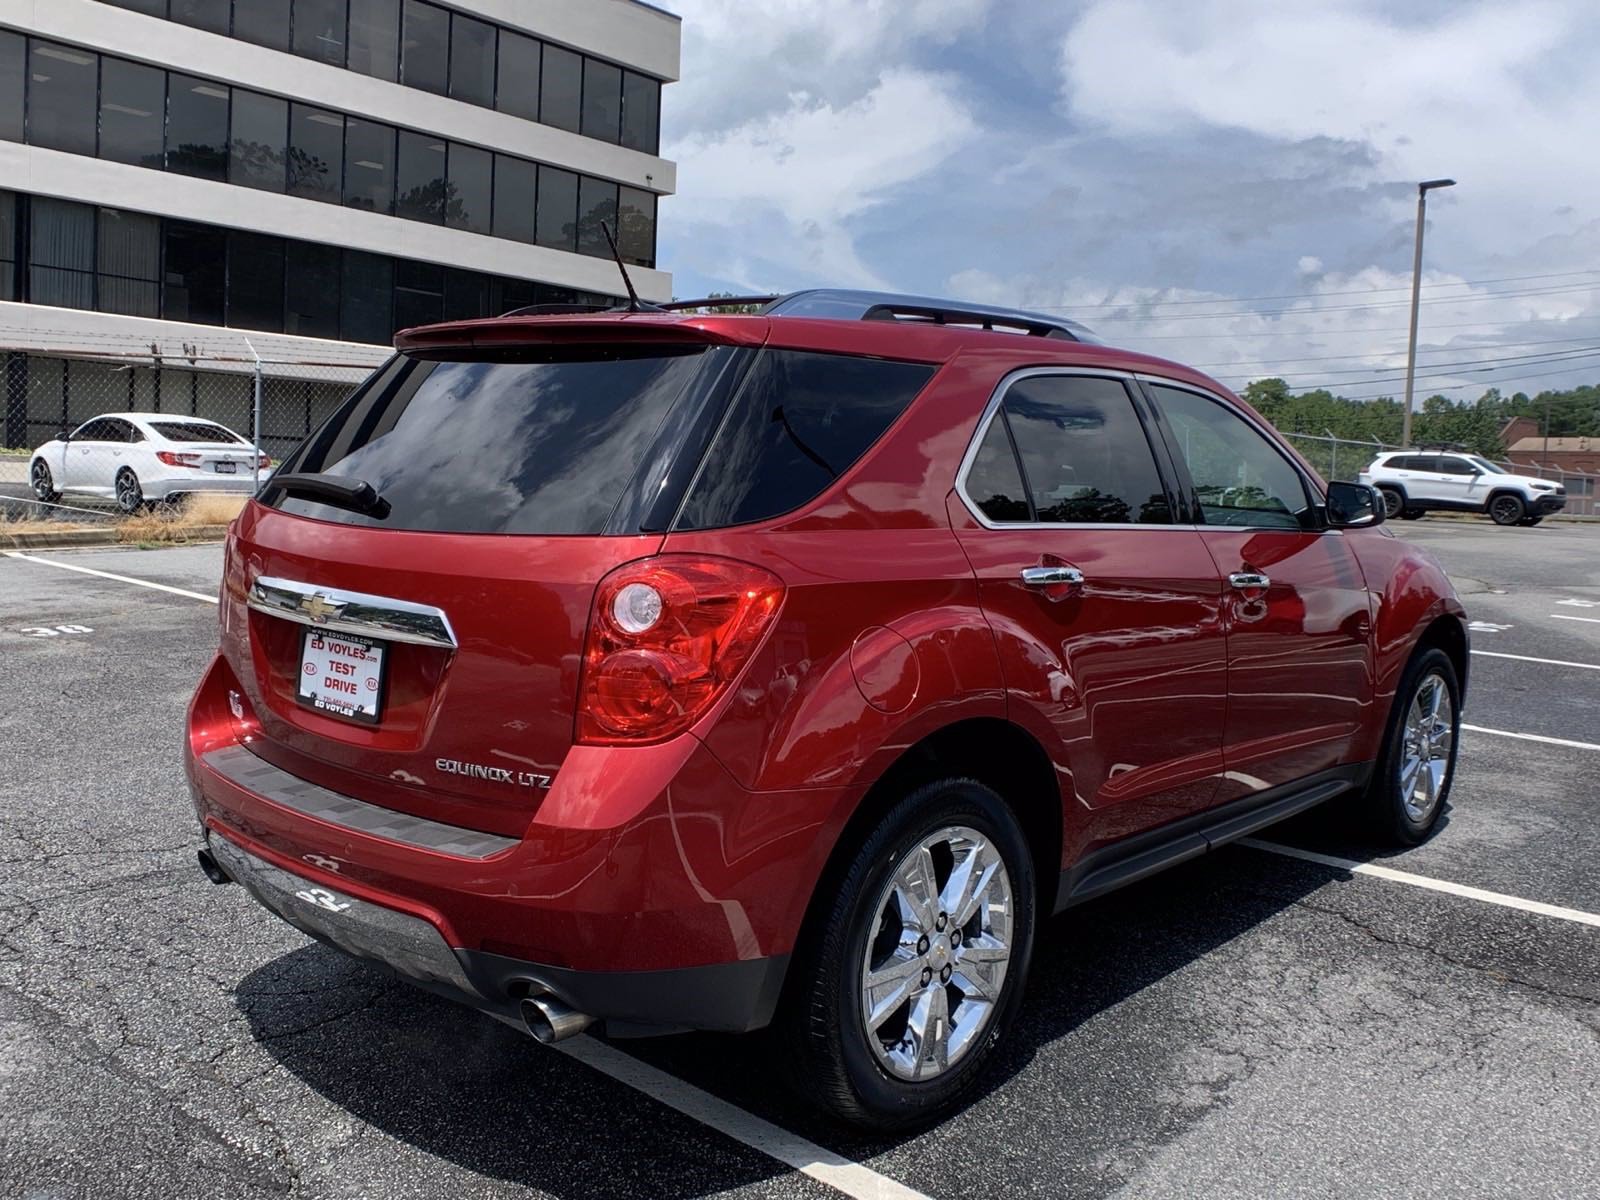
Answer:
[73,419,112,441]
[1438,456,1474,476]
[962,412,1031,523]
[1151,385,1312,530]
[106,419,136,443]
[1002,375,1172,525]
[1410,456,1441,473]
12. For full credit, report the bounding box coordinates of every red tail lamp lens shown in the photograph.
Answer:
[578,556,785,744]
[157,451,204,468]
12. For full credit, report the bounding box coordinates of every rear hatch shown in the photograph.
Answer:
[226,327,762,837]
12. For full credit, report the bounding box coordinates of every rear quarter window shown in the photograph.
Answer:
[672,349,934,529]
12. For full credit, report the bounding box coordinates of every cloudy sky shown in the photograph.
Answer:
[652,0,1600,400]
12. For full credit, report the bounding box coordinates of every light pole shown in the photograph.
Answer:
[1400,178,1456,448]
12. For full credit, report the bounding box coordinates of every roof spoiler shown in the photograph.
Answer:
[393,314,770,353]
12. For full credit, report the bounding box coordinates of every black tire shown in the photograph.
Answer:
[115,468,145,514]
[783,778,1036,1130]
[1377,486,1405,520]
[1361,647,1461,846]
[30,459,60,503]
[1488,493,1525,526]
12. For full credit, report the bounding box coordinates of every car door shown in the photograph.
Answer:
[1143,380,1374,801]
[62,418,117,494]
[949,370,1229,847]
[1436,455,1479,507]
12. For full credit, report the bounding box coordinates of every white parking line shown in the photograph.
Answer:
[557,1037,931,1200]
[1461,723,1600,752]
[1470,649,1600,672]
[1550,613,1600,626]
[2,550,218,604]
[1241,839,1600,928]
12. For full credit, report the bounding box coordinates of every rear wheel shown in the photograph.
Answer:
[115,468,146,514]
[1377,486,1405,520]
[1488,493,1525,526]
[30,460,60,503]
[1361,647,1460,845]
[784,779,1036,1129]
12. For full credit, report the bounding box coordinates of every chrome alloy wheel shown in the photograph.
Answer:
[1399,672,1454,823]
[859,825,1014,1082]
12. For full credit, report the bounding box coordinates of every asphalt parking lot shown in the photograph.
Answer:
[2,520,1597,1200]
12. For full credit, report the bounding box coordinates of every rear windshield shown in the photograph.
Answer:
[263,344,935,535]
[152,421,244,444]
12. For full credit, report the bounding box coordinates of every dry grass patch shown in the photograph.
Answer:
[117,493,246,544]
[0,512,101,536]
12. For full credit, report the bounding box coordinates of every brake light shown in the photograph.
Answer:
[157,451,203,468]
[577,555,785,744]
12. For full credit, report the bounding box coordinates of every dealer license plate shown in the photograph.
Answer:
[214,461,237,474]
[297,629,386,724]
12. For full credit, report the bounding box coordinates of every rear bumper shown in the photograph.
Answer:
[146,472,263,498]
[205,829,789,1036]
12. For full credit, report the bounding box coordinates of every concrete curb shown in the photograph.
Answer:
[1,524,231,551]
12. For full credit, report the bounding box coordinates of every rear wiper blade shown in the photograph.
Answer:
[273,472,391,518]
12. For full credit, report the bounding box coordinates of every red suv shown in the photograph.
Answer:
[187,290,1467,1128]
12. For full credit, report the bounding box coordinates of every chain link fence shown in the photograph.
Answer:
[3,339,381,525]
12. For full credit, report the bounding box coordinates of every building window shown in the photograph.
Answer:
[167,74,230,181]
[230,90,288,192]
[400,0,448,95]
[294,0,349,67]
[228,231,287,333]
[344,119,396,214]
[396,131,447,223]
[446,143,492,235]
[30,198,97,311]
[577,177,618,258]
[348,0,399,81]
[492,155,537,244]
[0,192,15,302]
[97,207,161,318]
[340,250,392,343]
[28,42,99,157]
[99,58,166,169]
[539,45,582,134]
[0,32,24,144]
[535,166,578,251]
[581,59,622,144]
[288,104,345,203]
[234,0,292,52]
[449,13,496,108]
[443,268,490,321]
[163,220,226,324]
[286,240,343,338]
[621,71,659,154]
[106,0,167,14]
[393,259,443,329]
[496,31,540,122]
[170,0,231,36]
[617,187,655,268]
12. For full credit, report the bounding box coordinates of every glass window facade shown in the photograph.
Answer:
[288,104,345,203]
[97,208,161,317]
[344,119,396,214]
[163,220,227,324]
[29,198,96,310]
[446,144,493,235]
[577,176,618,258]
[396,131,447,223]
[28,42,99,157]
[170,0,231,36]
[617,187,655,268]
[167,74,230,181]
[400,0,449,94]
[341,250,393,344]
[294,0,349,67]
[228,231,287,332]
[621,70,660,153]
[581,59,622,144]
[0,32,24,144]
[0,191,15,302]
[540,45,583,134]
[230,90,288,192]
[496,31,540,121]
[492,156,538,244]
[394,259,443,329]
[100,58,167,169]
[286,240,343,338]
[449,14,497,108]
[349,0,400,81]
[233,0,292,51]
[535,167,578,252]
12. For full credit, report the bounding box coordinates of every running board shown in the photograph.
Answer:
[1056,765,1368,910]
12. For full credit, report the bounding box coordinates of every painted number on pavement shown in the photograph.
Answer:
[18,624,94,638]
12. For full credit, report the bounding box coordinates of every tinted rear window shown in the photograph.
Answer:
[151,421,243,443]
[673,349,934,529]
[264,347,712,534]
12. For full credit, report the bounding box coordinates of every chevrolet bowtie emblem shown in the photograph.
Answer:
[300,593,343,623]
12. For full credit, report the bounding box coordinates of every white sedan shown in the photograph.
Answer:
[29,413,272,513]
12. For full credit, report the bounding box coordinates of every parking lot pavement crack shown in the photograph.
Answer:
[1287,895,1600,1010]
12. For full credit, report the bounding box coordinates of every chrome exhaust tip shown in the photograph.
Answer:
[196,847,232,885]
[520,993,594,1044]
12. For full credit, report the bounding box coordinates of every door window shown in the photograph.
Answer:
[1151,385,1312,530]
[72,419,115,441]
[968,375,1171,525]
[1437,456,1475,476]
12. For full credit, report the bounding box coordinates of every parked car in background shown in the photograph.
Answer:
[30,414,271,513]
[1360,451,1565,526]
[187,290,1468,1129]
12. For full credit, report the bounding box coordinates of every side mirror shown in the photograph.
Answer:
[1326,481,1384,528]
[58,428,71,442]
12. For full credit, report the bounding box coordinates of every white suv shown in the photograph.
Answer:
[1359,452,1566,526]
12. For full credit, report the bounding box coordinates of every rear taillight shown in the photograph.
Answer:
[157,451,203,468]
[577,555,785,745]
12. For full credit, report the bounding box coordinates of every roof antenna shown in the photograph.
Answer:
[601,220,656,313]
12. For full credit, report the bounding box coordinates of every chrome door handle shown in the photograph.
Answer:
[1021,566,1085,587]
[1229,572,1270,590]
